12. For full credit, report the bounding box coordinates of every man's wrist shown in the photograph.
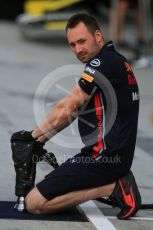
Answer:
[32,130,48,144]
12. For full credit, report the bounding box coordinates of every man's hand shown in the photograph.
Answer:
[11,130,47,157]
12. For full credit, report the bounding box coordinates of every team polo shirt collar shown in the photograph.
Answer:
[99,41,116,55]
[87,41,115,64]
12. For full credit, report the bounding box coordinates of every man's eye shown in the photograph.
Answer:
[79,40,85,44]
[70,44,75,48]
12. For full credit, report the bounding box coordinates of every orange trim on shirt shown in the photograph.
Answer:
[82,73,94,83]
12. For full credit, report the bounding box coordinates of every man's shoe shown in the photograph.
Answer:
[109,171,141,220]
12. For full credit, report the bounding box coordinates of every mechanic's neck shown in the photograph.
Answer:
[97,40,104,55]
[100,38,105,49]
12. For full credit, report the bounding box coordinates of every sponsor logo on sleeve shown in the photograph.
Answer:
[90,59,101,67]
[82,73,94,83]
[85,66,95,75]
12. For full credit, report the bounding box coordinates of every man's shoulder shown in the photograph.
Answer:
[85,52,105,74]
[85,51,116,75]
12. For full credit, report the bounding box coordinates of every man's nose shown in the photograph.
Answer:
[75,44,82,54]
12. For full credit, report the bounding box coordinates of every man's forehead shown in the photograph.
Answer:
[67,23,93,41]
[67,22,91,35]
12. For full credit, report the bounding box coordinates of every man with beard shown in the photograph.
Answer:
[13,13,141,219]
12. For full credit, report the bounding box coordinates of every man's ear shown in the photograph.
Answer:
[95,30,103,46]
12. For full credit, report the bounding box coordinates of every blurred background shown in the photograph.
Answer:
[0,0,153,65]
[0,0,153,209]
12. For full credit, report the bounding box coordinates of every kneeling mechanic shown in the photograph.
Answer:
[11,13,141,220]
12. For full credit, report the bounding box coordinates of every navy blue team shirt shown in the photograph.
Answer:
[78,41,139,164]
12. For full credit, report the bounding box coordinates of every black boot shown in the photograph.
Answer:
[11,131,44,211]
[11,130,59,211]
[109,171,141,220]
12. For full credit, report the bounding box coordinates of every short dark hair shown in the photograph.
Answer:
[66,13,101,34]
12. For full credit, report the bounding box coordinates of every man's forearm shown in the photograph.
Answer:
[32,100,77,143]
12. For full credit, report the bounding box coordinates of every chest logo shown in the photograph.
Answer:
[90,59,101,67]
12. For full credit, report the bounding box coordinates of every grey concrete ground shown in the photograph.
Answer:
[0,21,153,230]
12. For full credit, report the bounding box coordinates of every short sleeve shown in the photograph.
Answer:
[78,65,97,95]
